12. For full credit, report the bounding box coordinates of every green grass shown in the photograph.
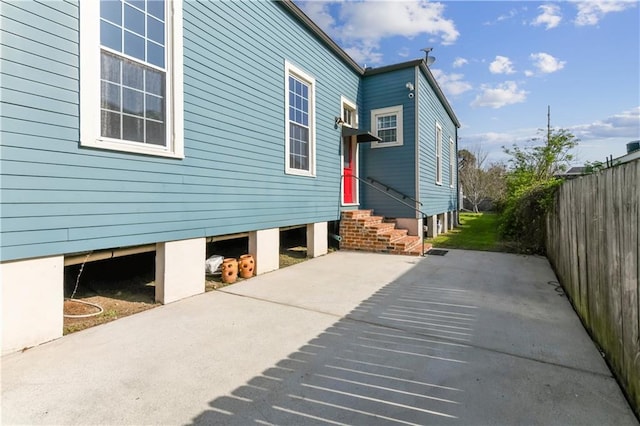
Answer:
[426,212,506,252]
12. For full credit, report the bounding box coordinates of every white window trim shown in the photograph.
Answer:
[284,61,316,177]
[340,96,358,129]
[80,0,184,159]
[371,105,403,148]
[449,137,455,188]
[435,122,443,185]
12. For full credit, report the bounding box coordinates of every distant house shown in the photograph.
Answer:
[0,0,459,353]
[613,140,640,165]
[555,166,588,179]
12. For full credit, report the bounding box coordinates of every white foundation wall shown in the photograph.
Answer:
[395,218,423,238]
[1,256,64,355]
[249,228,280,275]
[306,222,328,258]
[155,238,206,304]
[441,212,448,233]
[426,215,438,238]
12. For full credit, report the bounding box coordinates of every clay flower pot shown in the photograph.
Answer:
[221,258,238,284]
[238,254,255,279]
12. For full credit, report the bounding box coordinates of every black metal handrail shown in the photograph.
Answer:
[366,176,423,206]
[341,174,429,256]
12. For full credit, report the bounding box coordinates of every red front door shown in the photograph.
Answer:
[343,137,356,204]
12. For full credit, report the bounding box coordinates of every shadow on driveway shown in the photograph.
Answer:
[191,275,473,425]
[190,250,636,425]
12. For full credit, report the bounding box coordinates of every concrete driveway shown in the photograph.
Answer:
[2,250,637,425]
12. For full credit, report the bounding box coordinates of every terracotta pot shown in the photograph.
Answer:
[238,254,255,278]
[221,258,238,283]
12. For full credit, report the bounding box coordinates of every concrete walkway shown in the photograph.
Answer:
[2,250,637,425]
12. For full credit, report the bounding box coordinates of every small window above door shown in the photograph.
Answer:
[341,96,357,128]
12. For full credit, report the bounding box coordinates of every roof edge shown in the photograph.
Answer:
[277,1,363,74]
[276,1,459,128]
[364,59,460,128]
[362,59,423,76]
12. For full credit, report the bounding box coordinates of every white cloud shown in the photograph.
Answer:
[524,70,535,77]
[299,0,459,65]
[471,81,528,109]
[338,1,459,44]
[344,44,384,66]
[483,8,520,25]
[573,0,637,26]
[571,107,640,139]
[531,4,562,29]
[397,47,411,58]
[530,52,566,74]
[431,69,473,96]
[489,56,516,74]
[299,1,336,31]
[459,129,536,163]
[452,57,468,68]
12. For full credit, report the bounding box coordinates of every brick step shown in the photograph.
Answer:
[365,222,396,234]
[357,215,384,226]
[340,210,428,257]
[342,209,373,219]
[389,240,432,256]
[378,229,408,243]
[391,235,421,250]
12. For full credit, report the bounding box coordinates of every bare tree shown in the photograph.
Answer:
[458,147,505,213]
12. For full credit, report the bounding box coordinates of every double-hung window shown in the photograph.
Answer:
[371,106,403,148]
[81,0,183,158]
[435,122,443,184]
[285,61,315,176]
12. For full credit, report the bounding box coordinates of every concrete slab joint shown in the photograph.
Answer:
[155,238,206,304]
[249,228,280,275]
[306,222,328,258]
[1,255,64,355]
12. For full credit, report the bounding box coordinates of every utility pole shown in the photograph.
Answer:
[547,105,551,144]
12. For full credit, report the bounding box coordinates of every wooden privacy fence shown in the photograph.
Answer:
[546,159,639,414]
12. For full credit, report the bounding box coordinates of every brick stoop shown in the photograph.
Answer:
[339,210,432,256]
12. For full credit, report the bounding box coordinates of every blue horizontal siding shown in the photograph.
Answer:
[361,67,417,218]
[0,0,360,261]
[417,70,458,215]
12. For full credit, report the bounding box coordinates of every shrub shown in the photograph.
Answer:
[499,178,562,254]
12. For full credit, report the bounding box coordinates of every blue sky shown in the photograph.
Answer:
[294,0,640,165]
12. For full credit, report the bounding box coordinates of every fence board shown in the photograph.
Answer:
[547,159,639,416]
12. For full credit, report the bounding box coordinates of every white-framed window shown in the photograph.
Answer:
[371,105,403,148]
[285,61,316,176]
[449,137,455,188]
[80,0,184,158]
[341,96,357,128]
[435,122,443,184]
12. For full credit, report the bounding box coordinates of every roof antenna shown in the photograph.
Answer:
[421,47,436,66]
